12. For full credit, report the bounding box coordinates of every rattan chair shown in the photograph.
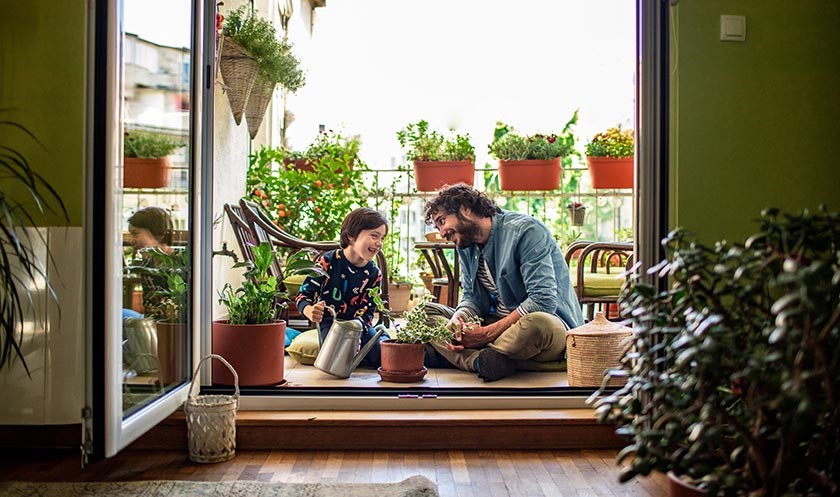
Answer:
[564,241,633,321]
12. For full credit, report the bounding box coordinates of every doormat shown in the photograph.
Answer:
[0,475,438,497]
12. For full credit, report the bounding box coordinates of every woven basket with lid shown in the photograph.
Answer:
[566,312,631,387]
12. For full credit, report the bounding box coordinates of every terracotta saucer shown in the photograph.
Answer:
[377,367,428,383]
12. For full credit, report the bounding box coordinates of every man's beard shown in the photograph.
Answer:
[453,214,481,248]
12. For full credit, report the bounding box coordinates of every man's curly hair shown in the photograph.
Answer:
[424,183,501,225]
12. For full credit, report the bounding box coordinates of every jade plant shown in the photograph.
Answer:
[592,207,840,496]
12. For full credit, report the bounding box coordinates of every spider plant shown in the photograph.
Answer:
[1,111,69,375]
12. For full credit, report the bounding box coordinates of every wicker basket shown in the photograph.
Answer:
[218,36,260,125]
[245,77,276,139]
[566,312,631,387]
[184,354,239,463]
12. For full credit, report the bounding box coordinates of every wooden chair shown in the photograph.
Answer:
[223,202,258,265]
[238,198,391,326]
[564,241,633,321]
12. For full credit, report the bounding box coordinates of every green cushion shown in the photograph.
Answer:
[286,328,320,364]
[283,274,307,296]
[571,271,626,297]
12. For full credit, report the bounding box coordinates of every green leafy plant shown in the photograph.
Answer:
[0,114,69,373]
[585,126,633,158]
[123,130,184,159]
[127,248,189,323]
[397,120,475,162]
[489,111,578,161]
[223,6,305,92]
[245,135,369,241]
[368,290,455,344]
[217,242,323,325]
[592,207,840,496]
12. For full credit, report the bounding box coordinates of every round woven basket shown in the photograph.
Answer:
[566,312,631,387]
[184,354,239,463]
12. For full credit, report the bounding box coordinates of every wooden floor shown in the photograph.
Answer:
[1,449,667,497]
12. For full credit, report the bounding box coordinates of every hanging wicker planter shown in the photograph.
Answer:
[218,37,260,125]
[245,77,276,139]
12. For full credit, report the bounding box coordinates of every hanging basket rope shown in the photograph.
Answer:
[184,354,239,463]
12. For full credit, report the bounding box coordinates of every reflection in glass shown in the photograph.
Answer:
[121,0,192,418]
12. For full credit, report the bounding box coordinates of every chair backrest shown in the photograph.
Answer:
[224,203,258,264]
[564,241,634,320]
[238,198,391,323]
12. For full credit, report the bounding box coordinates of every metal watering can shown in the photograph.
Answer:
[313,306,386,378]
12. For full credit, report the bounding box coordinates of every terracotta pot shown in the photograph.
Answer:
[211,320,286,386]
[586,156,634,189]
[283,158,313,172]
[498,158,561,191]
[388,282,412,313]
[379,339,427,382]
[667,472,706,497]
[413,160,475,191]
[155,321,186,386]
[124,157,171,189]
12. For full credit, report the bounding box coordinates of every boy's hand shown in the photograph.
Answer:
[306,301,326,323]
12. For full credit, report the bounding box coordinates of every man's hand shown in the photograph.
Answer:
[446,317,482,351]
[304,301,326,323]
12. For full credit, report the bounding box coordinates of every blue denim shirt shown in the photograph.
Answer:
[455,210,583,329]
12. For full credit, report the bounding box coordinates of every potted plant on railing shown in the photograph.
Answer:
[368,290,455,383]
[592,207,840,497]
[488,112,577,191]
[123,130,184,189]
[566,201,586,227]
[213,242,323,386]
[585,126,634,189]
[397,119,475,191]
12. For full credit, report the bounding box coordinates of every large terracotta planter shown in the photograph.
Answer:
[586,156,634,189]
[413,160,475,191]
[155,321,186,386]
[124,157,171,189]
[388,282,412,313]
[211,320,286,386]
[378,339,427,383]
[498,158,561,191]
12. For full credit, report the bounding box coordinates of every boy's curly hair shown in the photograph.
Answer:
[424,183,501,225]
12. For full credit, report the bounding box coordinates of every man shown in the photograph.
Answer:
[424,184,583,381]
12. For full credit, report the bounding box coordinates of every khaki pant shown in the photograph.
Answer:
[425,303,568,372]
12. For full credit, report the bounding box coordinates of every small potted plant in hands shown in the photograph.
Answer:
[213,242,324,386]
[123,130,185,188]
[585,126,634,189]
[397,119,476,191]
[368,289,454,383]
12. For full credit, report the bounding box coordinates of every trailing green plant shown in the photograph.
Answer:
[223,6,305,92]
[217,242,323,325]
[368,290,455,344]
[123,130,184,159]
[585,126,634,158]
[0,114,69,373]
[397,120,475,162]
[127,248,190,323]
[245,135,369,241]
[489,111,578,161]
[592,207,840,496]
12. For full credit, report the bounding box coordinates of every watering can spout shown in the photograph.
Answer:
[351,323,387,371]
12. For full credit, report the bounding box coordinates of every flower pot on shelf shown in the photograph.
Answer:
[378,339,427,383]
[586,156,634,189]
[218,37,260,126]
[211,319,287,386]
[667,472,707,497]
[497,158,561,191]
[124,157,171,189]
[412,160,475,191]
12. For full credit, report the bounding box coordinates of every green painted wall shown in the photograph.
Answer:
[0,0,86,226]
[671,1,840,244]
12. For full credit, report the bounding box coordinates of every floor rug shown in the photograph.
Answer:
[0,476,438,497]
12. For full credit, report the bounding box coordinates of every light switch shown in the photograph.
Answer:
[720,15,746,42]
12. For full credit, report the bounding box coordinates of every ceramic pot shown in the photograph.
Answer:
[124,157,171,189]
[387,282,412,313]
[498,158,561,191]
[211,320,286,386]
[413,160,475,191]
[378,339,427,383]
[667,472,706,497]
[586,156,634,189]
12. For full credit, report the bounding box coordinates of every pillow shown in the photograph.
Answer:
[570,272,626,297]
[286,329,321,365]
[283,274,308,296]
[284,326,302,347]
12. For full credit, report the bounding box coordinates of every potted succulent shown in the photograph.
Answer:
[592,207,840,497]
[488,112,577,191]
[213,242,323,386]
[123,130,184,189]
[585,126,634,189]
[368,290,455,383]
[397,120,475,191]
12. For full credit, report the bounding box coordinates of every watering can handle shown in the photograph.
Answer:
[315,305,337,346]
[351,323,388,371]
